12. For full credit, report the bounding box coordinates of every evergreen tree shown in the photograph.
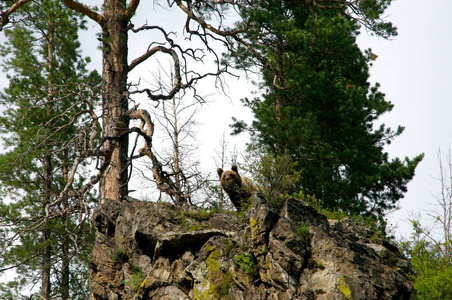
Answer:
[231,1,423,219]
[0,1,100,299]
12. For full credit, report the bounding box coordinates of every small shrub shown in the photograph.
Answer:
[241,147,301,208]
[112,248,129,265]
[297,223,311,244]
[234,252,258,280]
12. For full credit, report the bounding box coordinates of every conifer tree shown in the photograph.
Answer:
[0,1,100,298]
[231,1,423,219]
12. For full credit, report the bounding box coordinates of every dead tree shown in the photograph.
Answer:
[0,0,396,207]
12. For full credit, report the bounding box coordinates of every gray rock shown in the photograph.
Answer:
[90,196,413,299]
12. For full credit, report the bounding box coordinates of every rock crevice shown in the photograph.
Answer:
[90,196,413,299]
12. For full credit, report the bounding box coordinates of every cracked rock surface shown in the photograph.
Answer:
[90,195,413,299]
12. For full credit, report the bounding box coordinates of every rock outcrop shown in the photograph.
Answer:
[89,195,413,299]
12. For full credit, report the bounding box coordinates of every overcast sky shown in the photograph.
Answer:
[355,0,452,239]
[1,0,451,240]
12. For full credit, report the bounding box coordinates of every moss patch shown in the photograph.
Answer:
[234,252,258,281]
[338,275,352,299]
[250,217,258,247]
[215,270,233,299]
[194,244,232,299]
[111,248,129,265]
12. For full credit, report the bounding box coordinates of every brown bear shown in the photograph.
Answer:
[217,164,255,210]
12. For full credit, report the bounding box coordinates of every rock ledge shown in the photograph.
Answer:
[90,196,413,299]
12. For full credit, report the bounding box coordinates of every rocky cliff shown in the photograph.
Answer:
[89,195,413,299]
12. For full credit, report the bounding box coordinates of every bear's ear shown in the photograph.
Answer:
[217,168,224,178]
[231,164,238,173]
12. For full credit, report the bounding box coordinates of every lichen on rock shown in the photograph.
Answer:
[89,195,413,299]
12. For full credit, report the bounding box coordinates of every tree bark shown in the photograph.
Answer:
[42,155,52,300]
[99,0,130,203]
[61,156,70,300]
[41,18,54,299]
[171,97,184,206]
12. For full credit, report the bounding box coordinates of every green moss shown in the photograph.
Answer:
[338,275,352,299]
[206,248,223,281]
[194,247,224,299]
[215,270,233,299]
[181,209,216,222]
[234,252,258,280]
[111,248,129,265]
[297,223,311,243]
[307,258,325,270]
[194,281,217,300]
[250,217,257,229]
[250,217,258,247]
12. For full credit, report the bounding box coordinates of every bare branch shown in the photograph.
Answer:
[127,107,191,203]
[0,0,32,29]
[129,45,178,72]
[174,0,244,37]
[62,0,105,27]
[125,0,140,20]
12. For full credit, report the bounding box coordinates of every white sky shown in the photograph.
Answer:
[356,0,452,239]
[1,0,451,242]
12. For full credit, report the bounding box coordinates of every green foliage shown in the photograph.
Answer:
[126,265,145,289]
[297,223,311,244]
[234,252,258,280]
[0,1,100,298]
[242,147,301,207]
[400,220,452,299]
[181,209,216,222]
[230,2,422,220]
[112,248,129,265]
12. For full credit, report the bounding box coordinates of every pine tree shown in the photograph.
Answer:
[231,2,423,219]
[0,1,100,298]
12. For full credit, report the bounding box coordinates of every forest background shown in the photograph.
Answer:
[0,0,451,298]
[51,0,452,240]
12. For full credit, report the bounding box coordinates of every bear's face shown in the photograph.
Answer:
[217,167,242,192]
[218,164,254,211]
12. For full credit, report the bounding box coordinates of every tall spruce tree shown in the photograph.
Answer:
[231,2,423,219]
[0,1,100,299]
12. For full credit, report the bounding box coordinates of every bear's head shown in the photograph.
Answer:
[217,164,253,210]
[217,164,242,193]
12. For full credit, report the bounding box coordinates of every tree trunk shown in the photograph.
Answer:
[99,0,129,203]
[61,156,70,300]
[42,154,52,300]
[171,97,184,206]
[41,18,54,300]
